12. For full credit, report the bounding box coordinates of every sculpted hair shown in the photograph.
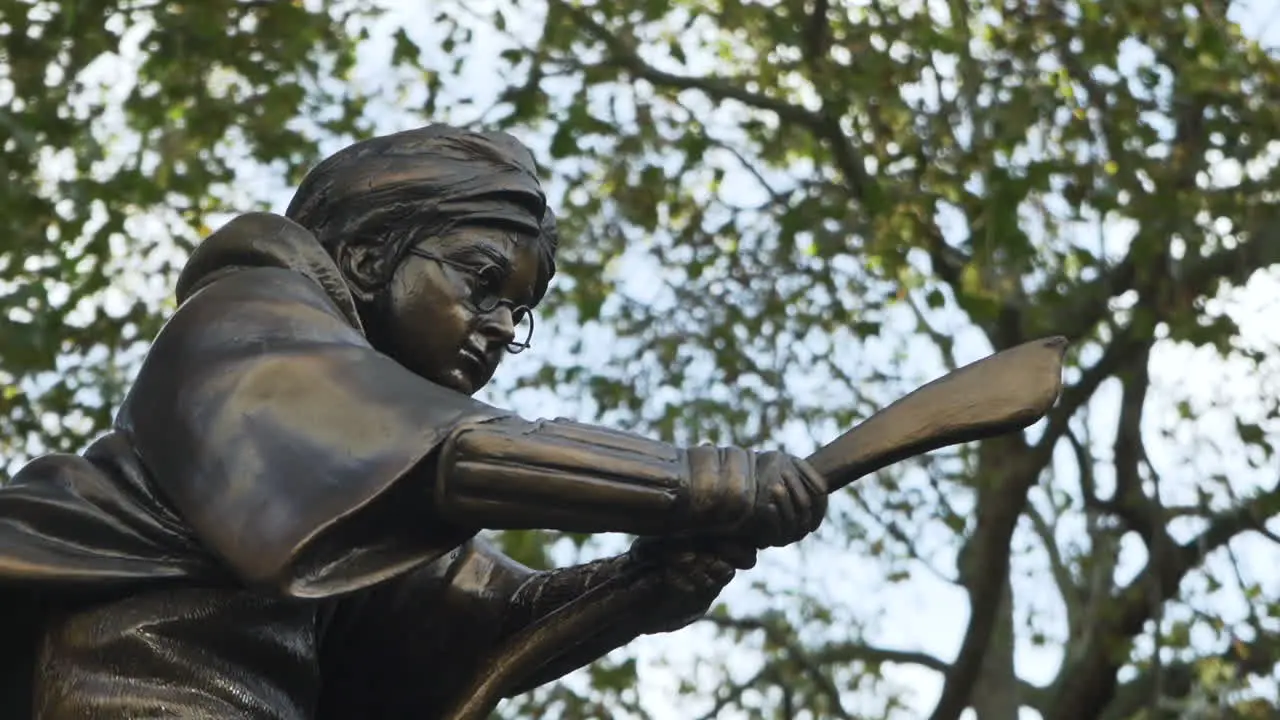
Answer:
[284,124,559,306]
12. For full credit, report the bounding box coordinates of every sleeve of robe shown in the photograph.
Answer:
[315,536,666,717]
[115,264,511,598]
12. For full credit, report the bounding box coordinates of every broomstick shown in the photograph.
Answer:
[441,336,1069,720]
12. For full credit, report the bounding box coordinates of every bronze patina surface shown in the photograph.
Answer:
[0,126,826,718]
[0,125,1064,719]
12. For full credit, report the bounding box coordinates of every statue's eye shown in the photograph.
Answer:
[474,265,505,292]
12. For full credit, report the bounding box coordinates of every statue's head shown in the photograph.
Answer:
[285,125,559,396]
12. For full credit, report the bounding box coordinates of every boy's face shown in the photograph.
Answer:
[380,225,541,395]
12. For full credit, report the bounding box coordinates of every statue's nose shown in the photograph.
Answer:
[477,305,516,347]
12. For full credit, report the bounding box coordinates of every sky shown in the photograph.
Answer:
[14,0,1280,717]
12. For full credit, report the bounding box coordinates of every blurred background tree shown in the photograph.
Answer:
[4,0,1280,718]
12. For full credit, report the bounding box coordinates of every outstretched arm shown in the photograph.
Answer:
[125,212,820,601]
[316,536,754,716]
[131,258,821,598]
[495,536,757,696]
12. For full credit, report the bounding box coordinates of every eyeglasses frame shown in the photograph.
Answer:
[403,247,535,354]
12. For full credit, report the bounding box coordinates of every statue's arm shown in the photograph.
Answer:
[493,551,643,695]
[122,267,762,597]
[487,535,753,697]
[317,537,692,715]
[431,415,766,539]
[431,410,824,556]
[123,258,812,598]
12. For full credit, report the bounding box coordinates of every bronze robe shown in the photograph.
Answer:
[0,214,610,718]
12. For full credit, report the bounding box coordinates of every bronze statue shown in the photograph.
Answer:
[0,125,1066,719]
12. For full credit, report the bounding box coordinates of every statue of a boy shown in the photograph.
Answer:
[0,125,826,718]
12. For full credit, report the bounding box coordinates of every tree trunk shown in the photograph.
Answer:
[967,575,1019,719]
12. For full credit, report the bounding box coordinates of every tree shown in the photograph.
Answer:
[5,0,1280,718]
[426,1,1280,717]
[0,0,375,463]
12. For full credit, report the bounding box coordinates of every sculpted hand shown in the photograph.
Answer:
[744,450,828,548]
[685,446,827,547]
[627,536,757,634]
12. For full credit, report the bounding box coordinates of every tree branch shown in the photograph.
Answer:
[1033,324,1147,465]
[1106,341,1167,546]
[1063,424,1125,653]
[929,436,1037,720]
[694,666,769,720]
[701,614,856,718]
[1254,522,1280,546]
[703,610,1061,717]
[1098,630,1280,720]
[800,0,830,70]
[1025,498,1082,633]
[554,0,980,326]
[1047,477,1280,720]
[806,639,951,673]
[905,292,960,372]
[558,3,825,134]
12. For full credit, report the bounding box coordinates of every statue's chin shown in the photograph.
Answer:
[426,366,481,396]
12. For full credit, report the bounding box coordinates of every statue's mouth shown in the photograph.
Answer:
[458,345,492,380]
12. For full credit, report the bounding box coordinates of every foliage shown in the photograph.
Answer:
[431,0,1280,716]
[6,0,1280,718]
[0,0,374,462]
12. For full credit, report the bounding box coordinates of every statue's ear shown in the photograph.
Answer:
[336,242,387,305]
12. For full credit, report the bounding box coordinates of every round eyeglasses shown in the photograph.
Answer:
[405,247,535,354]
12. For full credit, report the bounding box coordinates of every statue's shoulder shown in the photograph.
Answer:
[173,212,362,330]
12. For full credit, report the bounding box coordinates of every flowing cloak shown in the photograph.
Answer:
[0,212,540,717]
